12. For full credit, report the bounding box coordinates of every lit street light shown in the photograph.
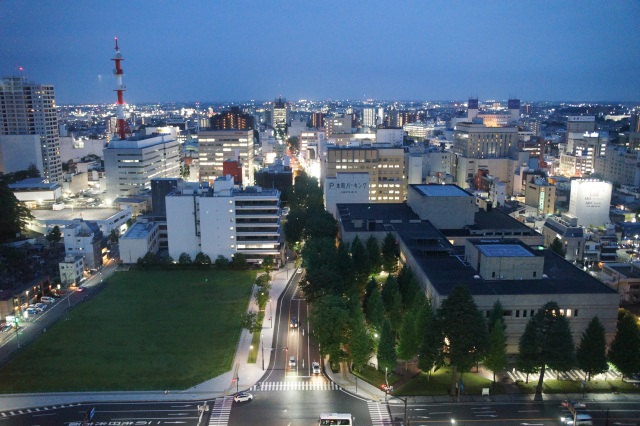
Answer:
[261,334,265,371]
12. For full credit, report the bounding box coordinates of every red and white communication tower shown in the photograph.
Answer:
[112,37,132,140]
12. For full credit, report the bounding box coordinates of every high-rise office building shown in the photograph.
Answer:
[198,129,254,186]
[0,75,62,183]
[453,122,518,159]
[271,97,289,139]
[209,106,255,130]
[566,116,596,134]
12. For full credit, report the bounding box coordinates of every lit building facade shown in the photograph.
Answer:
[198,129,254,186]
[0,76,63,183]
[453,122,518,159]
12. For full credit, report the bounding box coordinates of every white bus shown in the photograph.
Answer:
[319,413,353,425]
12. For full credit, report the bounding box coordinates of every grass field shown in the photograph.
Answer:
[516,378,640,394]
[0,269,255,393]
[394,368,499,396]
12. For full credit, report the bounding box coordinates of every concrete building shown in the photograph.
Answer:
[453,122,518,159]
[376,127,403,145]
[103,130,180,200]
[324,172,370,219]
[600,262,640,303]
[59,255,85,286]
[568,179,612,227]
[0,135,43,175]
[29,206,132,237]
[594,146,640,187]
[8,178,62,205]
[166,176,283,265]
[566,116,596,134]
[326,146,405,202]
[198,129,254,186]
[336,199,617,354]
[119,220,160,264]
[326,115,353,135]
[62,219,104,270]
[271,97,289,139]
[524,177,556,216]
[542,214,584,262]
[0,76,63,183]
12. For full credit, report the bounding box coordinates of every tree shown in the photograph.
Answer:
[377,318,397,373]
[548,237,565,257]
[310,294,351,362]
[517,301,575,400]
[214,255,230,268]
[194,252,211,265]
[397,308,419,370]
[363,277,378,316]
[231,253,248,269]
[0,180,34,242]
[46,225,62,245]
[178,253,193,265]
[284,208,306,246]
[304,209,338,240]
[487,300,505,333]
[365,235,382,275]
[262,255,274,274]
[418,302,440,378]
[483,318,508,383]
[381,275,403,332]
[351,236,371,290]
[365,286,385,330]
[349,310,373,372]
[608,312,640,379]
[240,311,261,333]
[381,233,399,273]
[576,316,608,381]
[436,285,488,395]
[108,228,119,244]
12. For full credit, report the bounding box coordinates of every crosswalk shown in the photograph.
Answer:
[248,380,341,391]
[508,368,620,383]
[208,396,233,426]
[368,400,393,425]
[0,403,81,418]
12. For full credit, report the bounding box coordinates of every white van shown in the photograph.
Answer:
[561,414,592,425]
[289,356,296,368]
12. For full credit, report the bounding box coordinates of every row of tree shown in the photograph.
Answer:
[136,251,251,270]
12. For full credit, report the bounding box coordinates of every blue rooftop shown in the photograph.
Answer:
[413,184,471,197]
[477,244,534,257]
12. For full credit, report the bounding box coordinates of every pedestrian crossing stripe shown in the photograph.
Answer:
[507,368,619,383]
[0,403,81,418]
[208,396,233,426]
[368,400,392,425]
[249,381,341,391]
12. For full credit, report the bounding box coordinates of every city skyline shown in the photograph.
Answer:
[2,0,640,104]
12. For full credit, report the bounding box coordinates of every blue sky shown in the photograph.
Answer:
[2,0,639,104]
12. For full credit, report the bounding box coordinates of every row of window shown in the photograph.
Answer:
[487,308,579,319]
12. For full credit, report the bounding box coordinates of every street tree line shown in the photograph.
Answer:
[283,171,640,395]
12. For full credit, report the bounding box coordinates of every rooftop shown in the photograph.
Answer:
[121,222,157,240]
[412,184,471,197]
[476,242,534,257]
[32,208,125,222]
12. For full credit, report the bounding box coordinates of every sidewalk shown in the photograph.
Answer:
[0,261,297,411]
[324,359,386,401]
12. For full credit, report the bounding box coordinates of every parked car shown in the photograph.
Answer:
[26,308,39,316]
[41,296,55,303]
[233,392,253,403]
[35,303,48,310]
[1,324,12,332]
[312,361,321,374]
[76,286,85,292]
[560,413,592,425]
[28,305,43,313]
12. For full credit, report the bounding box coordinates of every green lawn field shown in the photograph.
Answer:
[0,269,255,393]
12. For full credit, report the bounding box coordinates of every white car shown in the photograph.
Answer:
[312,361,321,374]
[233,392,253,403]
[35,303,48,310]
[41,297,55,303]
[560,413,592,425]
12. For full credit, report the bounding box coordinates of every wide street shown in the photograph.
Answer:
[2,263,640,425]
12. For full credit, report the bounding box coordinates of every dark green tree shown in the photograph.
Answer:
[46,225,62,245]
[436,285,488,395]
[351,236,371,290]
[397,308,418,370]
[517,301,575,400]
[310,294,351,362]
[231,253,248,269]
[365,235,382,275]
[608,312,640,379]
[348,310,373,372]
[304,209,338,240]
[109,228,119,244]
[548,237,566,257]
[381,233,399,273]
[178,253,193,265]
[214,255,230,268]
[576,316,608,381]
[487,300,506,333]
[241,311,261,333]
[0,180,34,242]
[284,208,306,246]
[194,252,211,265]
[363,277,378,315]
[483,318,508,383]
[336,242,356,287]
[262,255,274,274]
[381,275,403,332]
[377,318,397,373]
[365,286,385,330]
[418,302,440,378]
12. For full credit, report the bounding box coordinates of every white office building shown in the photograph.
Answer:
[568,179,612,227]
[166,176,283,265]
[198,129,254,186]
[103,129,180,200]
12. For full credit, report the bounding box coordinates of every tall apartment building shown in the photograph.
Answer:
[166,176,283,265]
[104,130,181,200]
[0,76,62,183]
[209,106,255,130]
[326,146,405,202]
[198,129,254,186]
[452,122,518,159]
[271,97,289,139]
[594,146,640,186]
[326,115,353,135]
[362,107,376,128]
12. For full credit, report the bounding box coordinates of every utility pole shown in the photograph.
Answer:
[261,334,265,370]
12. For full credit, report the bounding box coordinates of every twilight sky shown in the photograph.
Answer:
[2,0,639,104]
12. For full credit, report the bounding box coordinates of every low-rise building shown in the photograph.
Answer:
[59,255,85,286]
[119,220,160,264]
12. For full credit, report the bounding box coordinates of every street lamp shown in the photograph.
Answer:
[261,334,265,371]
[268,298,273,329]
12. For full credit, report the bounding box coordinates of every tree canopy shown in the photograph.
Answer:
[576,316,608,381]
[608,312,640,379]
